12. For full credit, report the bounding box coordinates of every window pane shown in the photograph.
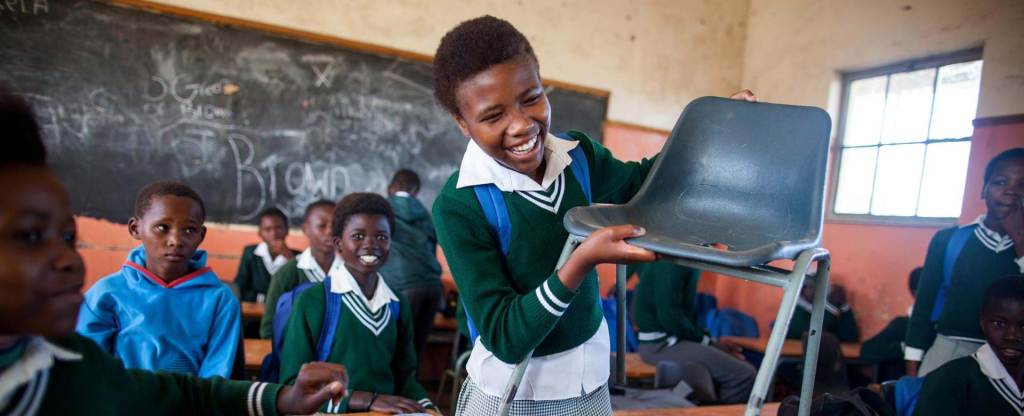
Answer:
[917,141,971,217]
[881,68,936,144]
[843,76,887,146]
[834,147,878,214]
[929,60,983,140]
[870,144,926,216]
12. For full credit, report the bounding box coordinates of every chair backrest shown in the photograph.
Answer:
[625,97,831,263]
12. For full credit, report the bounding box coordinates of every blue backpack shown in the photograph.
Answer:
[466,132,592,343]
[260,277,399,382]
[929,225,976,322]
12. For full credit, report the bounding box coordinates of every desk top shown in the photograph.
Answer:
[342,403,779,416]
[720,336,861,360]
[244,338,271,371]
[241,302,264,320]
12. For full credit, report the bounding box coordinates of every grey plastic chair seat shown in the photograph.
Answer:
[564,96,831,267]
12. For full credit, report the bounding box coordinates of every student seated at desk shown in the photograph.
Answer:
[260,199,339,340]
[915,275,1024,416]
[0,94,347,415]
[279,193,436,414]
[633,261,757,404]
[77,181,240,378]
[236,207,299,304]
[860,267,920,380]
[786,273,859,343]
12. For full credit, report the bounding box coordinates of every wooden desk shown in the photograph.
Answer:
[433,315,456,331]
[245,338,271,371]
[241,302,265,320]
[614,402,780,415]
[720,336,861,360]
[611,353,658,380]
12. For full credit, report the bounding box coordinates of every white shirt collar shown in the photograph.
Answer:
[254,242,289,275]
[393,191,411,197]
[328,261,399,313]
[296,248,340,283]
[974,343,1024,398]
[455,133,578,192]
[0,337,82,404]
[970,214,1015,253]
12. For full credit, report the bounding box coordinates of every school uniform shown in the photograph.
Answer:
[433,132,656,415]
[379,192,444,361]
[236,242,299,303]
[259,248,341,339]
[786,297,860,343]
[278,261,434,413]
[0,335,279,416]
[77,245,241,378]
[906,216,1024,375]
[914,343,1023,416]
[633,261,757,404]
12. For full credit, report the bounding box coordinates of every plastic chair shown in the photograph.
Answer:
[563,96,832,416]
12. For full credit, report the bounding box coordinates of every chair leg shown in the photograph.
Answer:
[798,258,831,416]
[451,350,471,410]
[615,263,628,387]
[745,266,809,416]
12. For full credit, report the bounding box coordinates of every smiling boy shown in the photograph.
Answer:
[915,275,1024,415]
[77,181,241,378]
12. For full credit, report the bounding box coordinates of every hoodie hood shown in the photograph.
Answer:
[122,245,220,289]
[388,194,430,223]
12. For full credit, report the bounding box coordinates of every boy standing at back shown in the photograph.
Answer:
[915,275,1024,415]
[379,169,443,362]
[236,208,298,304]
[77,181,241,378]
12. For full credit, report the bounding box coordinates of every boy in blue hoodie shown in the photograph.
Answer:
[77,181,241,378]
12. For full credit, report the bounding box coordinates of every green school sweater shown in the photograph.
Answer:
[859,316,909,364]
[786,299,860,342]
[278,282,431,413]
[260,259,309,339]
[236,244,300,302]
[906,226,1021,351]
[433,131,656,363]
[632,261,706,343]
[914,352,1022,416]
[1,334,281,415]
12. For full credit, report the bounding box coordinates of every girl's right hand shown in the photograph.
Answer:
[370,394,426,414]
[558,224,656,290]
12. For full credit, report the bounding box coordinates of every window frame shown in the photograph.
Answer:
[827,47,984,227]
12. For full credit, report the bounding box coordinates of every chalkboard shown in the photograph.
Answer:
[0,0,608,224]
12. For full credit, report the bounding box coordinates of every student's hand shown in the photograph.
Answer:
[729,89,758,102]
[276,362,348,415]
[369,394,427,414]
[905,360,919,378]
[713,339,746,360]
[828,284,848,306]
[559,225,657,291]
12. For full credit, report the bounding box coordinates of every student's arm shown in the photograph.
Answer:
[198,291,243,378]
[392,298,436,411]
[913,365,969,416]
[836,307,860,342]
[75,284,118,353]
[572,132,658,205]
[261,266,294,339]
[236,247,256,302]
[905,229,953,362]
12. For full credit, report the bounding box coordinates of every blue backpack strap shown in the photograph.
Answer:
[315,277,344,362]
[930,225,976,322]
[555,132,592,204]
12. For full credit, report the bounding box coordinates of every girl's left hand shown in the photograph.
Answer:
[729,89,758,102]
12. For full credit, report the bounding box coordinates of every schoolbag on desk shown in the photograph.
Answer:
[778,387,894,416]
[466,131,592,343]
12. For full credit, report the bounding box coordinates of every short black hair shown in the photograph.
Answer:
[258,207,288,226]
[433,15,539,116]
[1,91,46,168]
[984,148,1024,185]
[303,199,335,222]
[982,275,1024,315]
[909,267,922,296]
[133,181,206,220]
[389,169,421,193]
[331,193,395,237]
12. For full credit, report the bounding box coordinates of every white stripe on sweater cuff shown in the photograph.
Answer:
[904,346,924,361]
[535,285,565,316]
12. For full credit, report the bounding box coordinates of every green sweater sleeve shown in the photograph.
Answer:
[572,131,657,205]
[392,294,435,410]
[434,192,580,363]
[260,261,300,339]
[906,228,953,352]
[633,262,705,342]
[236,246,257,302]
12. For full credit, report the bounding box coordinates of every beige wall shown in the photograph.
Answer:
[148,0,749,131]
[741,0,1024,120]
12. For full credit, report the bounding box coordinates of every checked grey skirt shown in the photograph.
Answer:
[455,377,613,416]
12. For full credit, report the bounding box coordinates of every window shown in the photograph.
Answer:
[831,49,983,222]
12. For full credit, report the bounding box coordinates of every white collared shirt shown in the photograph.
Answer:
[0,337,82,413]
[327,261,398,313]
[455,133,609,400]
[254,242,289,276]
[971,215,1024,272]
[974,343,1024,409]
[296,248,340,283]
